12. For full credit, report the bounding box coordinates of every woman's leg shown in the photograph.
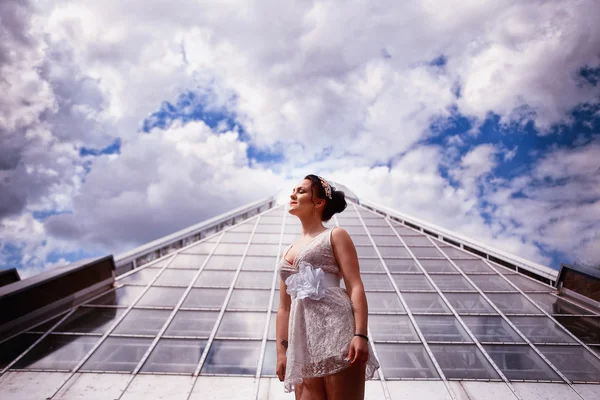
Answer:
[295,377,327,400]
[323,362,366,400]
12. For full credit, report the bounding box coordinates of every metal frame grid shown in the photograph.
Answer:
[2,199,599,399]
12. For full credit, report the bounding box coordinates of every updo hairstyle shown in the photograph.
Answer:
[304,174,347,222]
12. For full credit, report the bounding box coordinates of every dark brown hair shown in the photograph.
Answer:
[304,174,347,221]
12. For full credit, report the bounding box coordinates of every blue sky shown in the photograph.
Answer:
[1,1,599,277]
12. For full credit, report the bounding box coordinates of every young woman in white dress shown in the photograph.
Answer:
[276,175,379,400]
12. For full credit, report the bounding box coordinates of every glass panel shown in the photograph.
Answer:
[403,293,450,314]
[364,218,390,227]
[484,344,561,381]
[445,293,496,314]
[362,274,394,291]
[356,246,378,258]
[554,316,600,343]
[378,246,411,258]
[508,316,576,343]
[165,310,219,337]
[14,335,99,370]
[375,343,438,378]
[366,292,404,312]
[267,312,277,340]
[419,260,456,273]
[54,307,125,334]
[414,316,472,342]
[183,288,228,309]
[283,225,301,234]
[506,275,552,292]
[440,247,477,259]
[392,274,434,291]
[367,226,395,235]
[221,232,252,243]
[229,222,255,232]
[261,340,277,376]
[453,259,492,273]
[251,233,281,243]
[430,344,499,379]
[369,315,419,341]
[168,254,207,269]
[82,337,152,372]
[462,316,524,343]
[528,294,592,315]
[351,235,371,245]
[227,289,271,311]
[113,309,171,335]
[89,286,145,306]
[201,340,261,375]
[0,334,41,369]
[391,224,419,235]
[468,275,516,291]
[401,236,432,246]
[195,270,236,287]
[359,259,384,272]
[487,294,543,315]
[236,271,273,289]
[119,268,162,285]
[141,339,206,373]
[213,243,247,255]
[538,345,600,382]
[410,247,445,258]
[137,287,185,308]
[203,255,242,270]
[216,311,266,338]
[429,275,475,291]
[242,256,277,271]
[371,235,401,246]
[253,224,279,233]
[182,242,214,255]
[384,258,420,273]
[154,269,198,287]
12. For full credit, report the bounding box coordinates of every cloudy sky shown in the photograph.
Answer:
[1,0,599,278]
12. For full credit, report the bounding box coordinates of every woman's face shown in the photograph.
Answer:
[289,179,322,217]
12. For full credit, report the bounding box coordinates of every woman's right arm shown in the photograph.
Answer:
[275,279,291,381]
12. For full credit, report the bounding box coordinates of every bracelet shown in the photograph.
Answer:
[354,333,369,342]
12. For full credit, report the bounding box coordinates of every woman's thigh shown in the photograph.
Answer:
[295,377,327,400]
[323,362,366,400]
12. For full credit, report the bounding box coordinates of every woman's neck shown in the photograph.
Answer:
[299,217,327,238]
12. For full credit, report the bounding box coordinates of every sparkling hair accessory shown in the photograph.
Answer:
[318,176,333,199]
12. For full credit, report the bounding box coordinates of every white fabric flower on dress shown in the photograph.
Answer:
[285,261,327,300]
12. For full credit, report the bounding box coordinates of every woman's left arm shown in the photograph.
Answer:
[331,227,370,365]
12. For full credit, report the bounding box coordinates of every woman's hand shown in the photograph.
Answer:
[345,336,369,365]
[276,353,287,382]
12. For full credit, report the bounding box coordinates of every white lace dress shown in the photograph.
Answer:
[278,228,380,392]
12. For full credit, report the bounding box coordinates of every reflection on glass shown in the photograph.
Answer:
[82,337,152,372]
[452,259,491,273]
[528,294,591,315]
[141,339,206,373]
[366,292,405,313]
[201,340,261,375]
[468,275,515,292]
[54,307,124,334]
[554,316,600,343]
[393,274,434,291]
[483,344,561,381]
[165,310,219,337]
[154,269,198,287]
[384,259,420,273]
[1,334,42,369]
[509,316,577,343]
[429,275,474,291]
[487,294,542,315]
[361,274,394,291]
[410,247,444,258]
[444,293,496,314]
[227,289,271,311]
[505,275,552,292]
[418,260,456,273]
[89,286,145,307]
[14,335,99,370]
[414,316,472,342]
[378,247,410,258]
[403,293,450,314]
[168,254,208,269]
[261,340,277,376]
[195,270,236,287]
[429,344,499,379]
[137,287,186,308]
[375,343,438,378]
[183,288,228,309]
[537,345,600,382]
[267,312,277,340]
[216,312,267,338]
[113,309,171,335]
[203,255,242,270]
[462,316,523,343]
[369,315,419,341]
[235,271,273,289]
[119,268,162,285]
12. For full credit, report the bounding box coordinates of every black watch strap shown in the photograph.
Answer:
[354,333,369,342]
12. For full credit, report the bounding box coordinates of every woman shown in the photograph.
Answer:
[276,175,380,400]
